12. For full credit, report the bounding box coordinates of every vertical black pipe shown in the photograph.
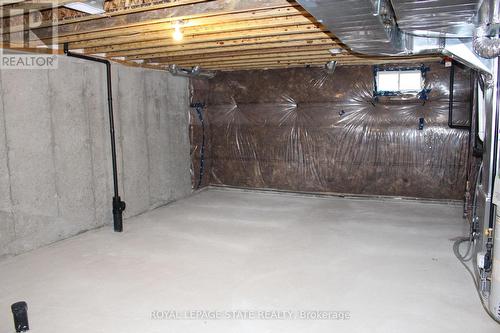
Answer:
[464,71,476,218]
[64,43,126,232]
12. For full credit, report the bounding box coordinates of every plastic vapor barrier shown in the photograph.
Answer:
[189,62,473,200]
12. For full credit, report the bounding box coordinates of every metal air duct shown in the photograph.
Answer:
[296,0,410,56]
[168,64,215,79]
[297,0,496,71]
[473,0,500,59]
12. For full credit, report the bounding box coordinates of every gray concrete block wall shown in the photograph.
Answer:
[0,55,192,257]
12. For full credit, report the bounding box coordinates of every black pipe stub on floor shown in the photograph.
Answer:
[11,301,29,332]
[113,196,126,232]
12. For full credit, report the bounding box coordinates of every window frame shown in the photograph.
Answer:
[373,65,428,97]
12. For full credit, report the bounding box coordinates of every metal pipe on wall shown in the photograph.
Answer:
[488,58,500,320]
[63,43,126,232]
[491,209,500,319]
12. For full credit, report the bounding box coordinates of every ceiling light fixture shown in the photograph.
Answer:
[329,48,343,55]
[172,21,184,41]
[64,0,105,14]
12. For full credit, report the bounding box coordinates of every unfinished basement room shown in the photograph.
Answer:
[2,0,500,332]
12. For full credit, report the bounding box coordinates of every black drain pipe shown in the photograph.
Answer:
[64,43,126,232]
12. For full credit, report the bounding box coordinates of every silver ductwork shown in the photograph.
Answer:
[168,64,215,79]
[392,0,480,37]
[297,0,498,68]
[298,0,452,56]
[296,0,411,56]
[473,0,500,59]
[474,26,500,58]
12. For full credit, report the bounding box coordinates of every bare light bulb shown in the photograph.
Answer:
[173,26,183,41]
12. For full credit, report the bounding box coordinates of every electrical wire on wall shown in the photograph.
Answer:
[191,102,206,189]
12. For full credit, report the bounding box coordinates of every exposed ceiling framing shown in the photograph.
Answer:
[0,0,442,71]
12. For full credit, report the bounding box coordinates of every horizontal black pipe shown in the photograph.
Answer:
[63,43,126,232]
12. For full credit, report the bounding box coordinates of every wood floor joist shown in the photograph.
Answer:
[0,0,442,71]
[204,56,443,71]
[68,13,314,49]
[171,50,340,65]
[2,0,214,34]
[175,54,349,67]
[3,0,295,42]
[55,7,310,45]
[144,45,338,64]
[107,32,335,58]
[126,39,339,60]
[84,25,330,55]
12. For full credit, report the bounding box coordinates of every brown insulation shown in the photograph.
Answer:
[190,62,472,200]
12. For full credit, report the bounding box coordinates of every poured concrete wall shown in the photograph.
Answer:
[0,55,191,257]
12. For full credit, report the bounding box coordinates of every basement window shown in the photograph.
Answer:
[374,68,424,96]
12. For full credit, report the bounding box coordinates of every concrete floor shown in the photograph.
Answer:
[0,188,498,332]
